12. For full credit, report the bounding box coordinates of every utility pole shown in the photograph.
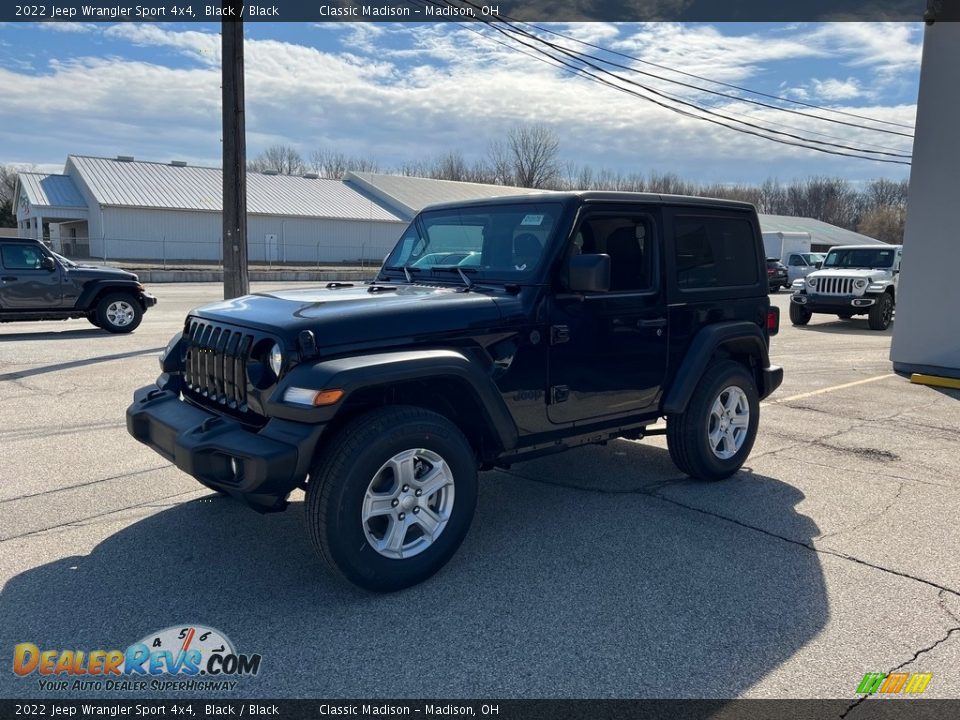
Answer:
[222,9,249,299]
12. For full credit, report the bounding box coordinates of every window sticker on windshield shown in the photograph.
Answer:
[521,214,545,226]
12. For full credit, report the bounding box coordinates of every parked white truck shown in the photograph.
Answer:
[762,231,823,283]
[763,231,812,262]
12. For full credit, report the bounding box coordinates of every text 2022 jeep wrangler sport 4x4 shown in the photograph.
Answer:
[127,192,783,591]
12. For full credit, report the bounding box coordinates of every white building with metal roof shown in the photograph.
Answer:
[13,155,886,264]
[15,155,408,263]
[758,214,887,252]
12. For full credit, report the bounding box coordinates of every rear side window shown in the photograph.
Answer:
[674,216,759,289]
[1,244,44,270]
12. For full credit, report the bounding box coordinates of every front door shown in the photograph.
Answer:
[548,209,668,425]
[0,243,62,309]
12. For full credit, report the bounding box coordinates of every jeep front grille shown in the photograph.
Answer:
[183,319,254,413]
[816,277,855,295]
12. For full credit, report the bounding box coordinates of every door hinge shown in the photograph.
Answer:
[550,324,570,345]
[550,385,570,404]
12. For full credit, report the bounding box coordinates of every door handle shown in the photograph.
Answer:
[638,318,667,328]
[1,276,17,282]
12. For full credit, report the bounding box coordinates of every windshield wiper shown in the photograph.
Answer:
[429,265,483,290]
[381,265,421,283]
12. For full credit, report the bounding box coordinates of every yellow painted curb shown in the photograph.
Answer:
[910,373,960,390]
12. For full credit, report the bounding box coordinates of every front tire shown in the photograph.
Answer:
[868,293,894,330]
[667,360,760,481]
[789,302,812,325]
[96,293,143,333]
[306,406,478,592]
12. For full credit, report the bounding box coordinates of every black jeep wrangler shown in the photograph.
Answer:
[0,237,156,333]
[127,192,782,591]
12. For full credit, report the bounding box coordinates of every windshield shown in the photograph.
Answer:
[823,247,896,269]
[799,253,823,264]
[382,202,562,281]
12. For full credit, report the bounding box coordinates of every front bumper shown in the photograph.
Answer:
[126,384,324,512]
[791,293,875,311]
[760,365,784,400]
[140,292,158,309]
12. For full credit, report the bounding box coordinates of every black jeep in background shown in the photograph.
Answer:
[0,237,156,333]
[128,192,782,591]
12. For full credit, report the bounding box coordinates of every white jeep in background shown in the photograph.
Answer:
[789,244,902,331]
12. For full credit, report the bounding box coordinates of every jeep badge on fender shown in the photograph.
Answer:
[127,192,783,592]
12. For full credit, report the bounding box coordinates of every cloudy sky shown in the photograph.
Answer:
[0,21,922,184]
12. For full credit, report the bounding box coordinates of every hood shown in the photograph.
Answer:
[66,264,139,282]
[190,283,504,348]
[807,268,891,282]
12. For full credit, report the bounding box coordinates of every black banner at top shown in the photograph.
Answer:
[3,0,956,23]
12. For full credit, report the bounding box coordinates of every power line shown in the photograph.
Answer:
[491,18,912,158]
[453,17,911,157]
[429,1,911,165]
[519,21,916,132]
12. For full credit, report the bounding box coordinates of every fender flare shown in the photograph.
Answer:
[75,280,143,310]
[268,348,519,452]
[662,322,772,415]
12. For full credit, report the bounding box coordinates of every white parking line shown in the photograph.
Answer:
[763,373,896,406]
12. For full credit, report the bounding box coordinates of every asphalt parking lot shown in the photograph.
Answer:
[1,284,959,707]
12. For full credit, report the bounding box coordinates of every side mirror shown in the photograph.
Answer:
[567,253,610,293]
[41,256,57,271]
[815,262,823,269]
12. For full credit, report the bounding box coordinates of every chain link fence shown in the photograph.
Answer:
[54,236,394,271]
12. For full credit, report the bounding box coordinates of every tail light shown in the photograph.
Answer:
[767,306,780,336]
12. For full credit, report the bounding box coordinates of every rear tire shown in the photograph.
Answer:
[789,303,812,326]
[837,312,854,320]
[96,292,143,333]
[868,293,894,330]
[86,314,101,328]
[305,406,478,592]
[667,360,760,481]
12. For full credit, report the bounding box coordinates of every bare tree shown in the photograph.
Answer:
[309,148,380,179]
[485,139,514,186]
[309,149,347,179]
[0,165,19,205]
[398,160,431,178]
[858,205,906,244]
[504,124,561,188]
[430,150,470,182]
[0,164,33,228]
[248,144,304,175]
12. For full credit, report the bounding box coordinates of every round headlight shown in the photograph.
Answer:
[854,279,867,289]
[807,277,817,288]
[268,343,283,377]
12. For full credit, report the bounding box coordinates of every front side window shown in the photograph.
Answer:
[788,255,806,267]
[570,215,655,292]
[0,244,44,270]
[383,202,562,281]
